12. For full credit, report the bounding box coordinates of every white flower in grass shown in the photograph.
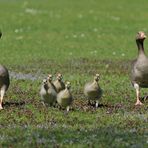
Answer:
[14,28,23,33]
[80,33,85,38]
[15,29,19,33]
[93,28,98,32]
[25,8,37,15]
[69,52,73,56]
[90,50,97,54]
[73,34,77,38]
[121,53,125,57]
[94,50,97,54]
[111,16,120,21]
[112,52,116,55]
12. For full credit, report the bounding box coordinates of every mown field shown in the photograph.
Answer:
[0,0,148,147]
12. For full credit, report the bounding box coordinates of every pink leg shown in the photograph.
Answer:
[134,83,143,105]
[0,88,6,110]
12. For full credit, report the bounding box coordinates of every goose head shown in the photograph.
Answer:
[65,81,71,89]
[136,31,146,42]
[57,73,63,81]
[47,74,53,82]
[94,74,100,82]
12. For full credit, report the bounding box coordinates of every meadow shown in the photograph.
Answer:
[0,0,148,147]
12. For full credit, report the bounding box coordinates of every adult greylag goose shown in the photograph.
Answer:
[84,74,103,108]
[0,65,10,109]
[57,81,73,112]
[53,73,65,93]
[40,75,57,106]
[0,33,10,109]
[131,31,148,105]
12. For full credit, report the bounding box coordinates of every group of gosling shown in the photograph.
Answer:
[40,73,102,111]
[0,31,148,111]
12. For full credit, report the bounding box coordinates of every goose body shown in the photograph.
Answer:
[131,31,148,105]
[57,82,73,111]
[84,74,103,107]
[53,73,65,93]
[0,65,10,109]
[131,54,148,88]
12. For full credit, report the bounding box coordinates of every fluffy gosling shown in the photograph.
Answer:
[84,74,103,108]
[40,75,57,106]
[57,81,73,112]
[53,73,65,93]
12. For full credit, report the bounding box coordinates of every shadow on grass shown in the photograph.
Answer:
[3,101,25,108]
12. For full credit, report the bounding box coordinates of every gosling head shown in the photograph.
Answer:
[94,74,100,82]
[42,79,48,89]
[43,79,47,84]
[57,73,63,81]
[47,74,53,82]
[65,81,71,89]
[136,31,146,42]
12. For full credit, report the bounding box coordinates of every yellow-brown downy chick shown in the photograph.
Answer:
[57,81,73,112]
[53,73,65,93]
[84,74,103,108]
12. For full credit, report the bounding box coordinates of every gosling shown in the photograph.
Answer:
[84,74,103,108]
[53,73,65,93]
[40,76,57,106]
[57,81,73,112]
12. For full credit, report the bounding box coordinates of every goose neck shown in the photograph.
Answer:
[136,40,145,55]
[93,80,98,84]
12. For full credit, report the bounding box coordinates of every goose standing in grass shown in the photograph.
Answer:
[0,32,10,109]
[131,31,148,105]
[40,75,57,106]
[84,74,103,108]
[57,81,73,112]
[0,65,10,109]
[53,73,65,93]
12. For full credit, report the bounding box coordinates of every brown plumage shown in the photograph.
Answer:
[131,31,148,105]
[0,65,10,109]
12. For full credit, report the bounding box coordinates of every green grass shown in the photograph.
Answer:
[0,0,148,147]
